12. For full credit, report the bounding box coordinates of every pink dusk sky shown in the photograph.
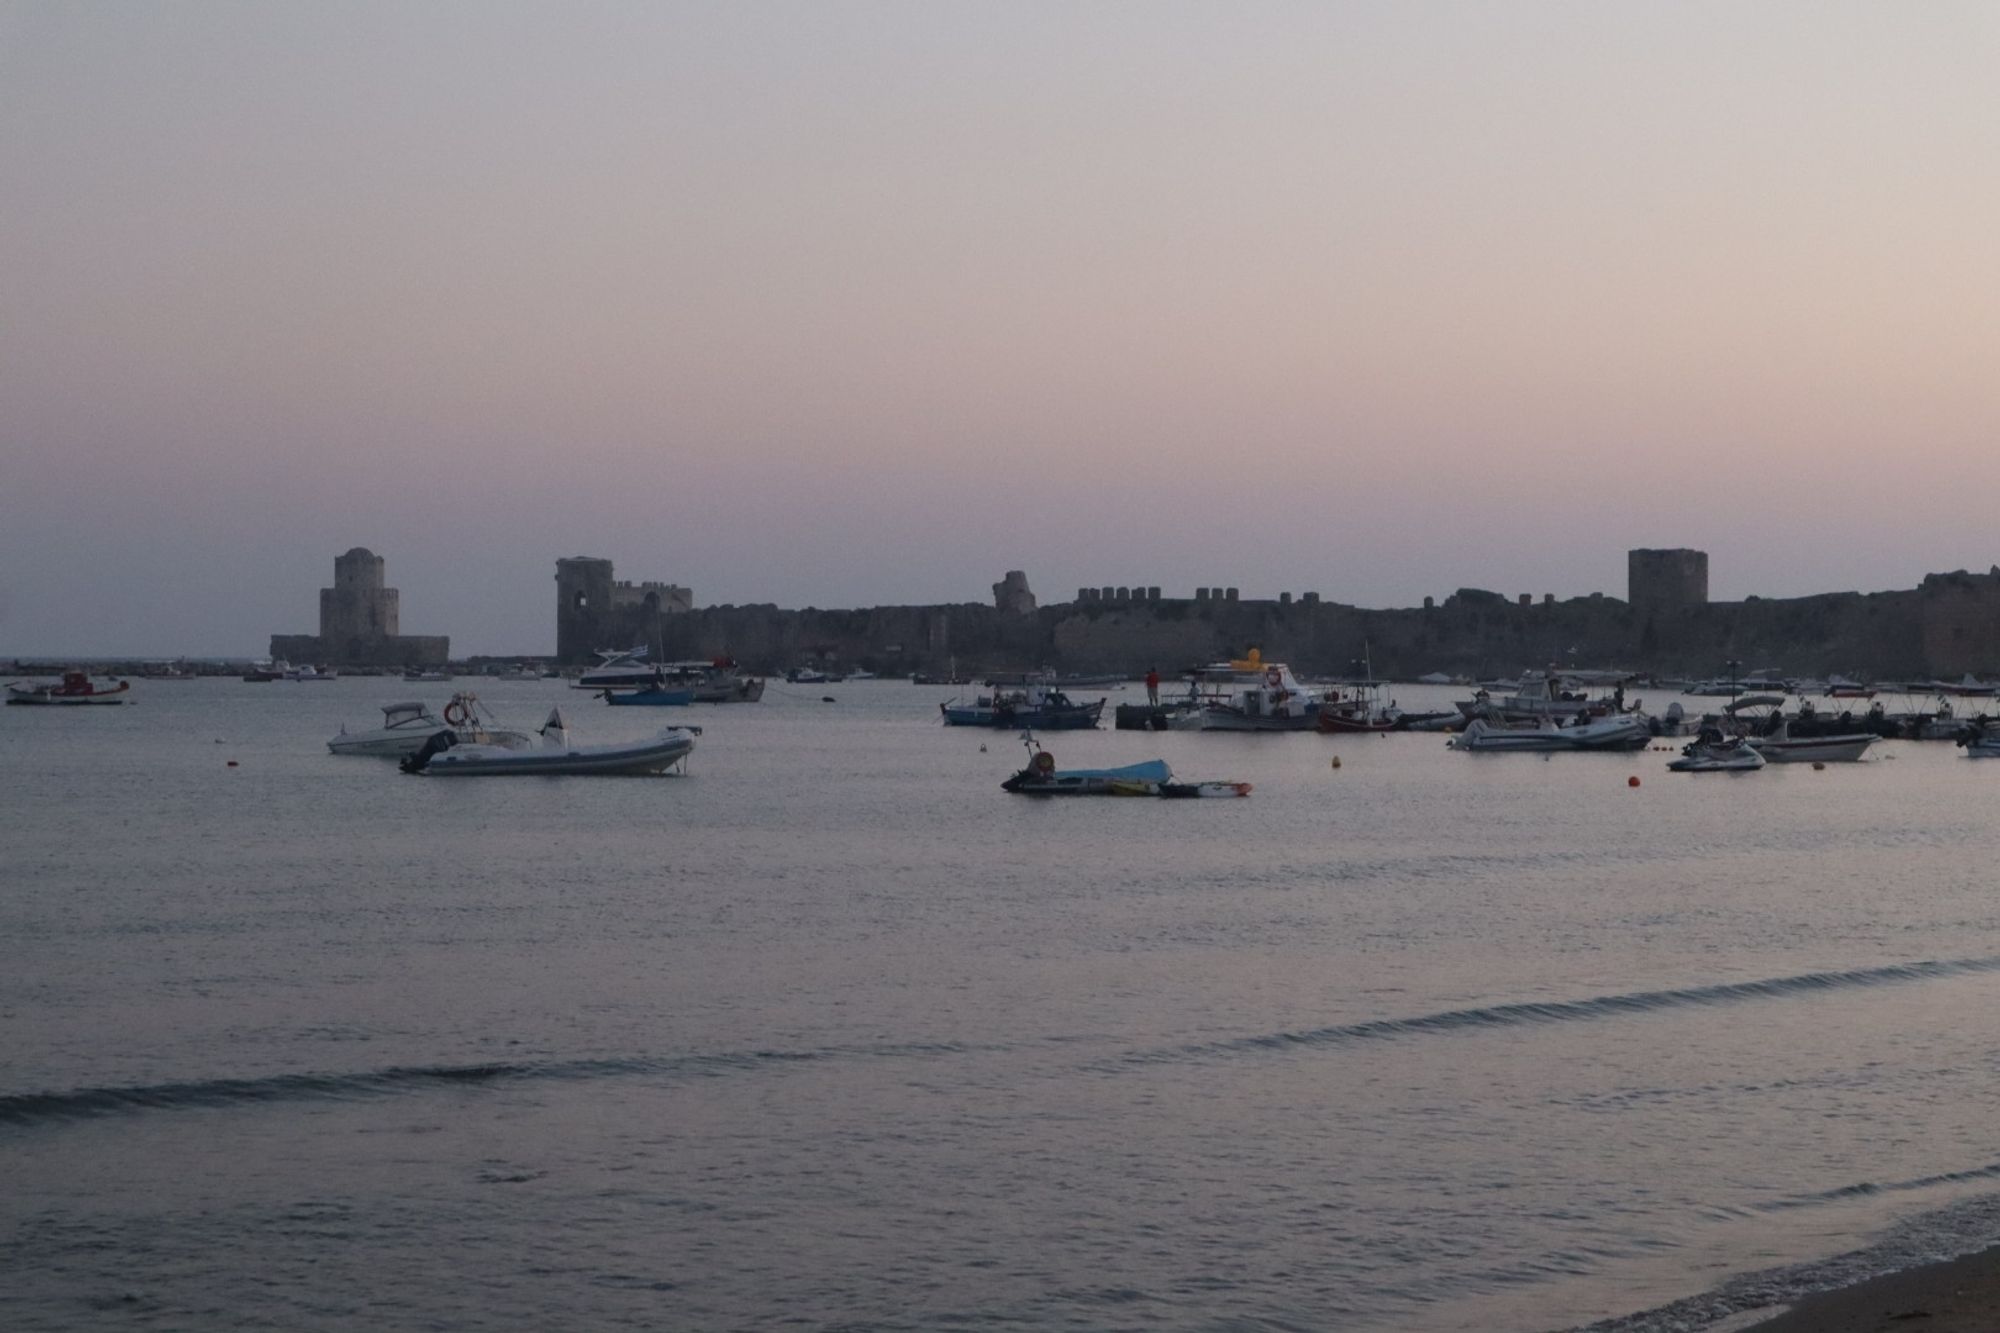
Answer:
[2,2,1996,656]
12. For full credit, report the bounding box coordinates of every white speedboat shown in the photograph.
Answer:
[1746,720,1875,764]
[1669,733,1766,772]
[1176,654,1322,732]
[401,708,698,776]
[1450,713,1651,752]
[327,695,533,757]
[573,648,659,691]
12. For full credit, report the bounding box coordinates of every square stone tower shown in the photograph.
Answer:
[1628,548,1708,613]
[320,547,399,640]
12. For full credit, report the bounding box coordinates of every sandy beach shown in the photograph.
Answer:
[1746,1244,2000,1331]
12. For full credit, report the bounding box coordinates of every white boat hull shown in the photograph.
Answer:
[416,729,697,776]
[1451,716,1650,752]
[5,691,130,706]
[329,726,533,757]
[1748,734,1875,763]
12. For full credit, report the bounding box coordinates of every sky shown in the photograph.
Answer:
[3,1,1996,656]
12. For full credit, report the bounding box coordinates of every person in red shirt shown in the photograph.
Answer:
[1145,667,1160,705]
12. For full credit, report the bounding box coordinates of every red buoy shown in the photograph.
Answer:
[1627,775,1640,787]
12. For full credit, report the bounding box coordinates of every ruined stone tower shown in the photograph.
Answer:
[555,556,693,663]
[556,557,618,665]
[1627,548,1708,614]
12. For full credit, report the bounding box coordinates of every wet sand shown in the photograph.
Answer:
[1746,1243,2000,1331]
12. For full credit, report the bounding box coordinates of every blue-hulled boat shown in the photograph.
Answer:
[1002,757,1172,795]
[941,682,1104,729]
[604,685,695,706]
[999,748,1252,797]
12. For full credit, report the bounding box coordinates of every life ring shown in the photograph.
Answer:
[1265,666,1282,688]
[443,700,470,726]
[1031,751,1056,776]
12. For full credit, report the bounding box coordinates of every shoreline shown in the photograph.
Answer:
[1742,1241,2000,1331]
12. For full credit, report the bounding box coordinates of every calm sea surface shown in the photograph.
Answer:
[7,678,2000,1331]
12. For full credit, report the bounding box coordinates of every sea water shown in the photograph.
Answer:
[6,678,2000,1331]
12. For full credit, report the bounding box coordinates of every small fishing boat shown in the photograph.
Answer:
[401,708,698,776]
[1745,719,1875,763]
[5,671,133,706]
[328,695,533,756]
[286,664,338,681]
[403,668,452,682]
[1456,673,1617,723]
[1955,722,2000,758]
[1000,745,1249,797]
[1002,754,1173,794]
[1822,675,1875,699]
[943,681,1104,729]
[242,660,288,682]
[663,659,765,703]
[1316,645,1406,732]
[1316,683,1404,733]
[1668,731,1766,772]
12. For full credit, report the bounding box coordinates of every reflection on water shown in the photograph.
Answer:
[5,679,2000,1331]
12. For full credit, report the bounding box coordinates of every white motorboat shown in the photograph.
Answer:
[1177,653,1322,732]
[1668,732,1766,772]
[286,664,338,681]
[1450,713,1651,752]
[401,707,699,776]
[573,647,659,691]
[327,695,534,757]
[1456,672,1627,723]
[1745,720,1875,764]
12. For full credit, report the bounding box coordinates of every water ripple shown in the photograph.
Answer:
[1119,955,2000,1066]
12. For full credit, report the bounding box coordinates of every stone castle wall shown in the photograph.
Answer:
[545,553,2000,679]
[631,581,1983,681]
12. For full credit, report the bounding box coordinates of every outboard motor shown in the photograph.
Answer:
[400,730,456,774]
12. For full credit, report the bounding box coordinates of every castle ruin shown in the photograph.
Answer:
[555,556,694,663]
